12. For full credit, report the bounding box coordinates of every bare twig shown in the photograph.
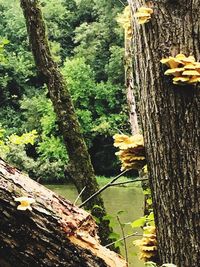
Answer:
[109,177,149,187]
[117,215,129,266]
[74,186,86,205]
[117,0,126,7]
[79,169,129,208]
[105,232,141,248]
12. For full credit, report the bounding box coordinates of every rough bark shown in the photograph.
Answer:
[124,31,139,135]
[20,0,112,246]
[128,0,200,266]
[0,159,126,267]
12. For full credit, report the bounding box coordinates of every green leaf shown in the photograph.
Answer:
[92,216,100,224]
[145,262,157,267]
[147,198,153,205]
[147,212,154,221]
[131,217,146,228]
[102,214,113,221]
[108,232,120,240]
[9,130,38,146]
[143,188,151,195]
[0,128,6,139]
[2,39,10,45]
[115,240,123,248]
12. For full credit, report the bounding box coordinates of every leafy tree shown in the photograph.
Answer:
[0,0,129,179]
[73,0,124,81]
[20,0,115,247]
[62,57,128,173]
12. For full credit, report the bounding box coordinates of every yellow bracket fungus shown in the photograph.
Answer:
[134,6,153,24]
[113,133,146,171]
[134,226,157,262]
[14,196,35,211]
[164,68,185,76]
[161,54,200,85]
[116,6,133,40]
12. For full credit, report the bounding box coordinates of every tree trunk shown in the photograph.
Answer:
[20,0,112,247]
[129,1,200,266]
[0,158,126,267]
[124,30,139,135]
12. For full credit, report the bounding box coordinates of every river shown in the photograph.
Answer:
[47,183,145,267]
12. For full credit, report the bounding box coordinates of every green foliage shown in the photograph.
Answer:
[0,127,66,183]
[62,57,95,108]
[105,45,125,84]
[42,0,66,39]
[145,262,157,267]
[9,130,38,145]
[0,127,9,157]
[0,0,27,46]
[131,217,147,228]
[37,136,67,162]
[103,214,116,227]
[108,232,122,248]
[6,144,38,177]
[20,91,68,181]
[0,0,128,180]
[0,127,38,178]
[92,205,122,248]
[131,212,155,228]
[20,91,54,133]
[62,57,128,149]
[0,127,38,158]
[73,0,124,81]
[35,159,66,183]
[102,213,122,248]
[0,38,9,63]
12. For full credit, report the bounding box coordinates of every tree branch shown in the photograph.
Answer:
[79,169,129,208]
[109,177,149,187]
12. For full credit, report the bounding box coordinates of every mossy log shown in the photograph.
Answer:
[0,159,126,267]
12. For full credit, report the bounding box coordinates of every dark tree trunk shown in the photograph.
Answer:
[20,0,112,246]
[0,159,126,267]
[129,0,200,266]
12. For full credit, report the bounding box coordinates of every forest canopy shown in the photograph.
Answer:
[0,0,129,182]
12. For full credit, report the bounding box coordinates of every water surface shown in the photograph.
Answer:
[47,183,145,267]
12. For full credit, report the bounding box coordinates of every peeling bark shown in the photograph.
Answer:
[0,159,126,267]
[19,0,113,246]
[129,0,200,266]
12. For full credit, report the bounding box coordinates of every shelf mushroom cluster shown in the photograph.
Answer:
[161,54,200,85]
[134,226,157,262]
[134,6,153,24]
[116,6,132,40]
[113,133,146,171]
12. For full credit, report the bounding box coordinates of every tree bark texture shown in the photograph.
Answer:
[20,0,112,246]
[124,33,139,135]
[0,159,126,267]
[128,1,200,266]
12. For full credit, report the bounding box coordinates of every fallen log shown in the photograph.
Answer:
[0,159,126,267]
